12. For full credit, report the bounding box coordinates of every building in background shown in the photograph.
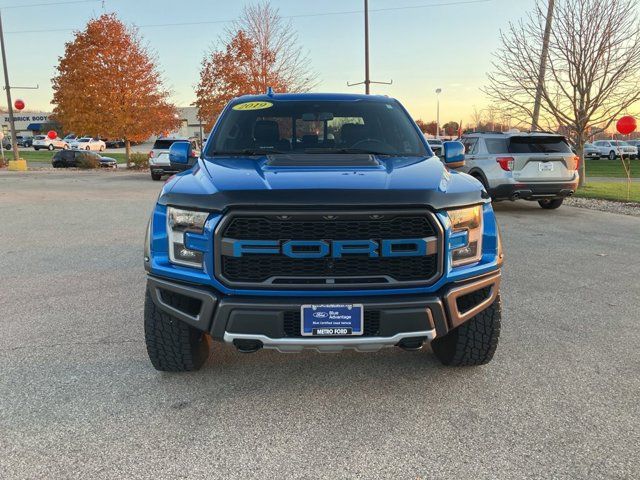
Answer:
[2,107,206,142]
[1,111,56,137]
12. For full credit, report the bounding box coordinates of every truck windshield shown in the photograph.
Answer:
[206,99,428,157]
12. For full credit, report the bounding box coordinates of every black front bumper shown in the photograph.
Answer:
[489,181,578,201]
[146,271,501,349]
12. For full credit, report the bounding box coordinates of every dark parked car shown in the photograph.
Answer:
[105,138,126,148]
[16,135,34,147]
[52,150,118,168]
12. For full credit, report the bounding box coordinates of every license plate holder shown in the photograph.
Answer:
[539,161,554,172]
[301,304,364,336]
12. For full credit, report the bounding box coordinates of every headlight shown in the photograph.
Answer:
[448,205,483,267]
[167,207,209,268]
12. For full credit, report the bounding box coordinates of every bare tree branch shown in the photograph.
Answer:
[482,0,640,185]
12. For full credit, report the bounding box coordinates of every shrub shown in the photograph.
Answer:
[75,152,100,169]
[128,152,148,170]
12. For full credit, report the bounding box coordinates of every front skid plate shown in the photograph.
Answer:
[223,330,436,353]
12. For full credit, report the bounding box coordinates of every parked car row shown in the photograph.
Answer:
[584,140,638,159]
[3,133,128,151]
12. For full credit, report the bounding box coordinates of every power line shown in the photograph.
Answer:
[5,0,490,34]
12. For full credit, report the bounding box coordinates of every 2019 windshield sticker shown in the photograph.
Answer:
[232,101,273,111]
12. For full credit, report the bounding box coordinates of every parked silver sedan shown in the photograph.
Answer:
[583,142,600,159]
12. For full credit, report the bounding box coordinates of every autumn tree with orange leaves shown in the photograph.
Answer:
[51,13,179,162]
[195,2,315,130]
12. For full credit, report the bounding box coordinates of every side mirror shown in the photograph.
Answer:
[169,141,197,170]
[443,141,465,168]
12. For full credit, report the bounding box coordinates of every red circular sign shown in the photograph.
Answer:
[616,116,637,135]
[47,130,57,140]
[14,99,25,111]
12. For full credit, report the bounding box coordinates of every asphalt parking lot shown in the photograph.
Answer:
[1,170,639,479]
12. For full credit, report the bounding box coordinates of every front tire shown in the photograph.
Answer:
[48,144,54,151]
[151,172,163,181]
[608,150,616,160]
[144,289,212,372]
[538,198,564,209]
[431,295,501,366]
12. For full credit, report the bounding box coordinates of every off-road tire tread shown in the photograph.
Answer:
[432,295,501,366]
[144,289,210,372]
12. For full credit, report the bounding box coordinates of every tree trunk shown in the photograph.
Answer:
[576,132,586,187]
[125,139,131,168]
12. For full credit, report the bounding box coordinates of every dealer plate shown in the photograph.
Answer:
[539,161,554,172]
[301,304,364,336]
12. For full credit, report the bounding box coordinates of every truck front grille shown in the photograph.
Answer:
[215,210,442,289]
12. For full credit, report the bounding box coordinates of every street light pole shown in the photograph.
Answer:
[435,88,442,138]
[0,9,20,163]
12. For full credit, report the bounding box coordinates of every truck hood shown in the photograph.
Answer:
[158,155,488,211]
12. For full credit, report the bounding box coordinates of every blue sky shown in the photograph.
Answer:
[0,0,536,123]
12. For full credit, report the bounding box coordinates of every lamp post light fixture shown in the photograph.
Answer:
[435,88,442,138]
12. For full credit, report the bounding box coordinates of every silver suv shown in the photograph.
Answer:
[148,137,200,181]
[459,131,579,209]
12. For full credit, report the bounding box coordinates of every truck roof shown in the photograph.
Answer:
[231,92,394,103]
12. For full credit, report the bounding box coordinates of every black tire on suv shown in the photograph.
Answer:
[151,172,163,181]
[431,295,501,366]
[144,289,212,372]
[538,198,564,209]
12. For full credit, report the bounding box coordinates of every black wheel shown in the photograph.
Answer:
[431,295,501,366]
[34,147,39,151]
[48,144,54,151]
[538,198,564,209]
[100,145,105,152]
[144,289,211,372]
[471,173,490,196]
[151,172,163,181]
[608,150,616,160]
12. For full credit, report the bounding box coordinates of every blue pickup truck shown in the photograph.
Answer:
[143,93,504,371]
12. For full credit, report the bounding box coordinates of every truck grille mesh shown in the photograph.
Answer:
[217,212,440,288]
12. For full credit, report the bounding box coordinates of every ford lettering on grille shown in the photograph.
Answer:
[221,238,435,258]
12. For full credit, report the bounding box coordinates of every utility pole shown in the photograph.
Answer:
[347,0,392,94]
[531,0,555,131]
[0,9,20,164]
[435,88,442,138]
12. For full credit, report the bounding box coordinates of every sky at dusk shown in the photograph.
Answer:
[1,0,539,124]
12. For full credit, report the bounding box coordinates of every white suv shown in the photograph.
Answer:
[592,140,638,160]
[32,135,69,151]
[459,131,580,209]
[148,137,200,181]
